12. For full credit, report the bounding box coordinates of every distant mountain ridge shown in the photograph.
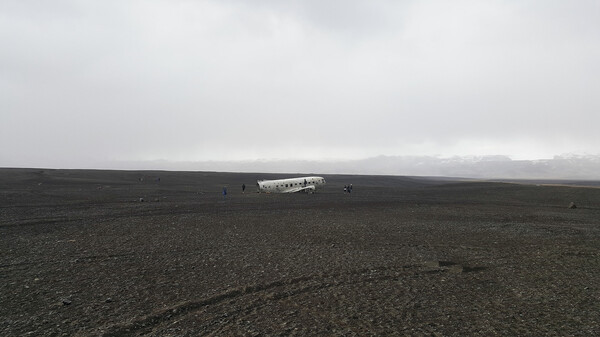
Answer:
[110,154,600,180]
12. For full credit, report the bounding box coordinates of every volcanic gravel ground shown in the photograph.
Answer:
[1,168,599,336]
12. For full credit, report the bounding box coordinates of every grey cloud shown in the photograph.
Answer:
[1,0,599,169]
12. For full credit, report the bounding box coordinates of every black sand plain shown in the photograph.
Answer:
[1,168,599,336]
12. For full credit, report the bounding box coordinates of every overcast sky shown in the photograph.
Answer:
[2,0,599,169]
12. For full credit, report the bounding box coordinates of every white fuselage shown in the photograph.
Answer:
[257,176,326,193]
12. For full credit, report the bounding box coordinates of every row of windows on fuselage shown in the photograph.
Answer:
[263,179,325,189]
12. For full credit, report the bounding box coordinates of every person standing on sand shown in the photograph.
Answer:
[223,187,227,199]
[242,184,246,193]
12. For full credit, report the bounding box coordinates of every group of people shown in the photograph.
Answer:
[344,184,353,193]
[222,183,246,199]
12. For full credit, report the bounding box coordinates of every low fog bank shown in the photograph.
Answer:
[100,154,600,180]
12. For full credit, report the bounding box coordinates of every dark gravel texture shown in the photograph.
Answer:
[1,168,599,336]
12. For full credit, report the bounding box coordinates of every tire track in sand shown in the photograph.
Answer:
[99,262,478,336]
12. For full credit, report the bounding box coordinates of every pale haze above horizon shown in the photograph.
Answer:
[1,0,599,170]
